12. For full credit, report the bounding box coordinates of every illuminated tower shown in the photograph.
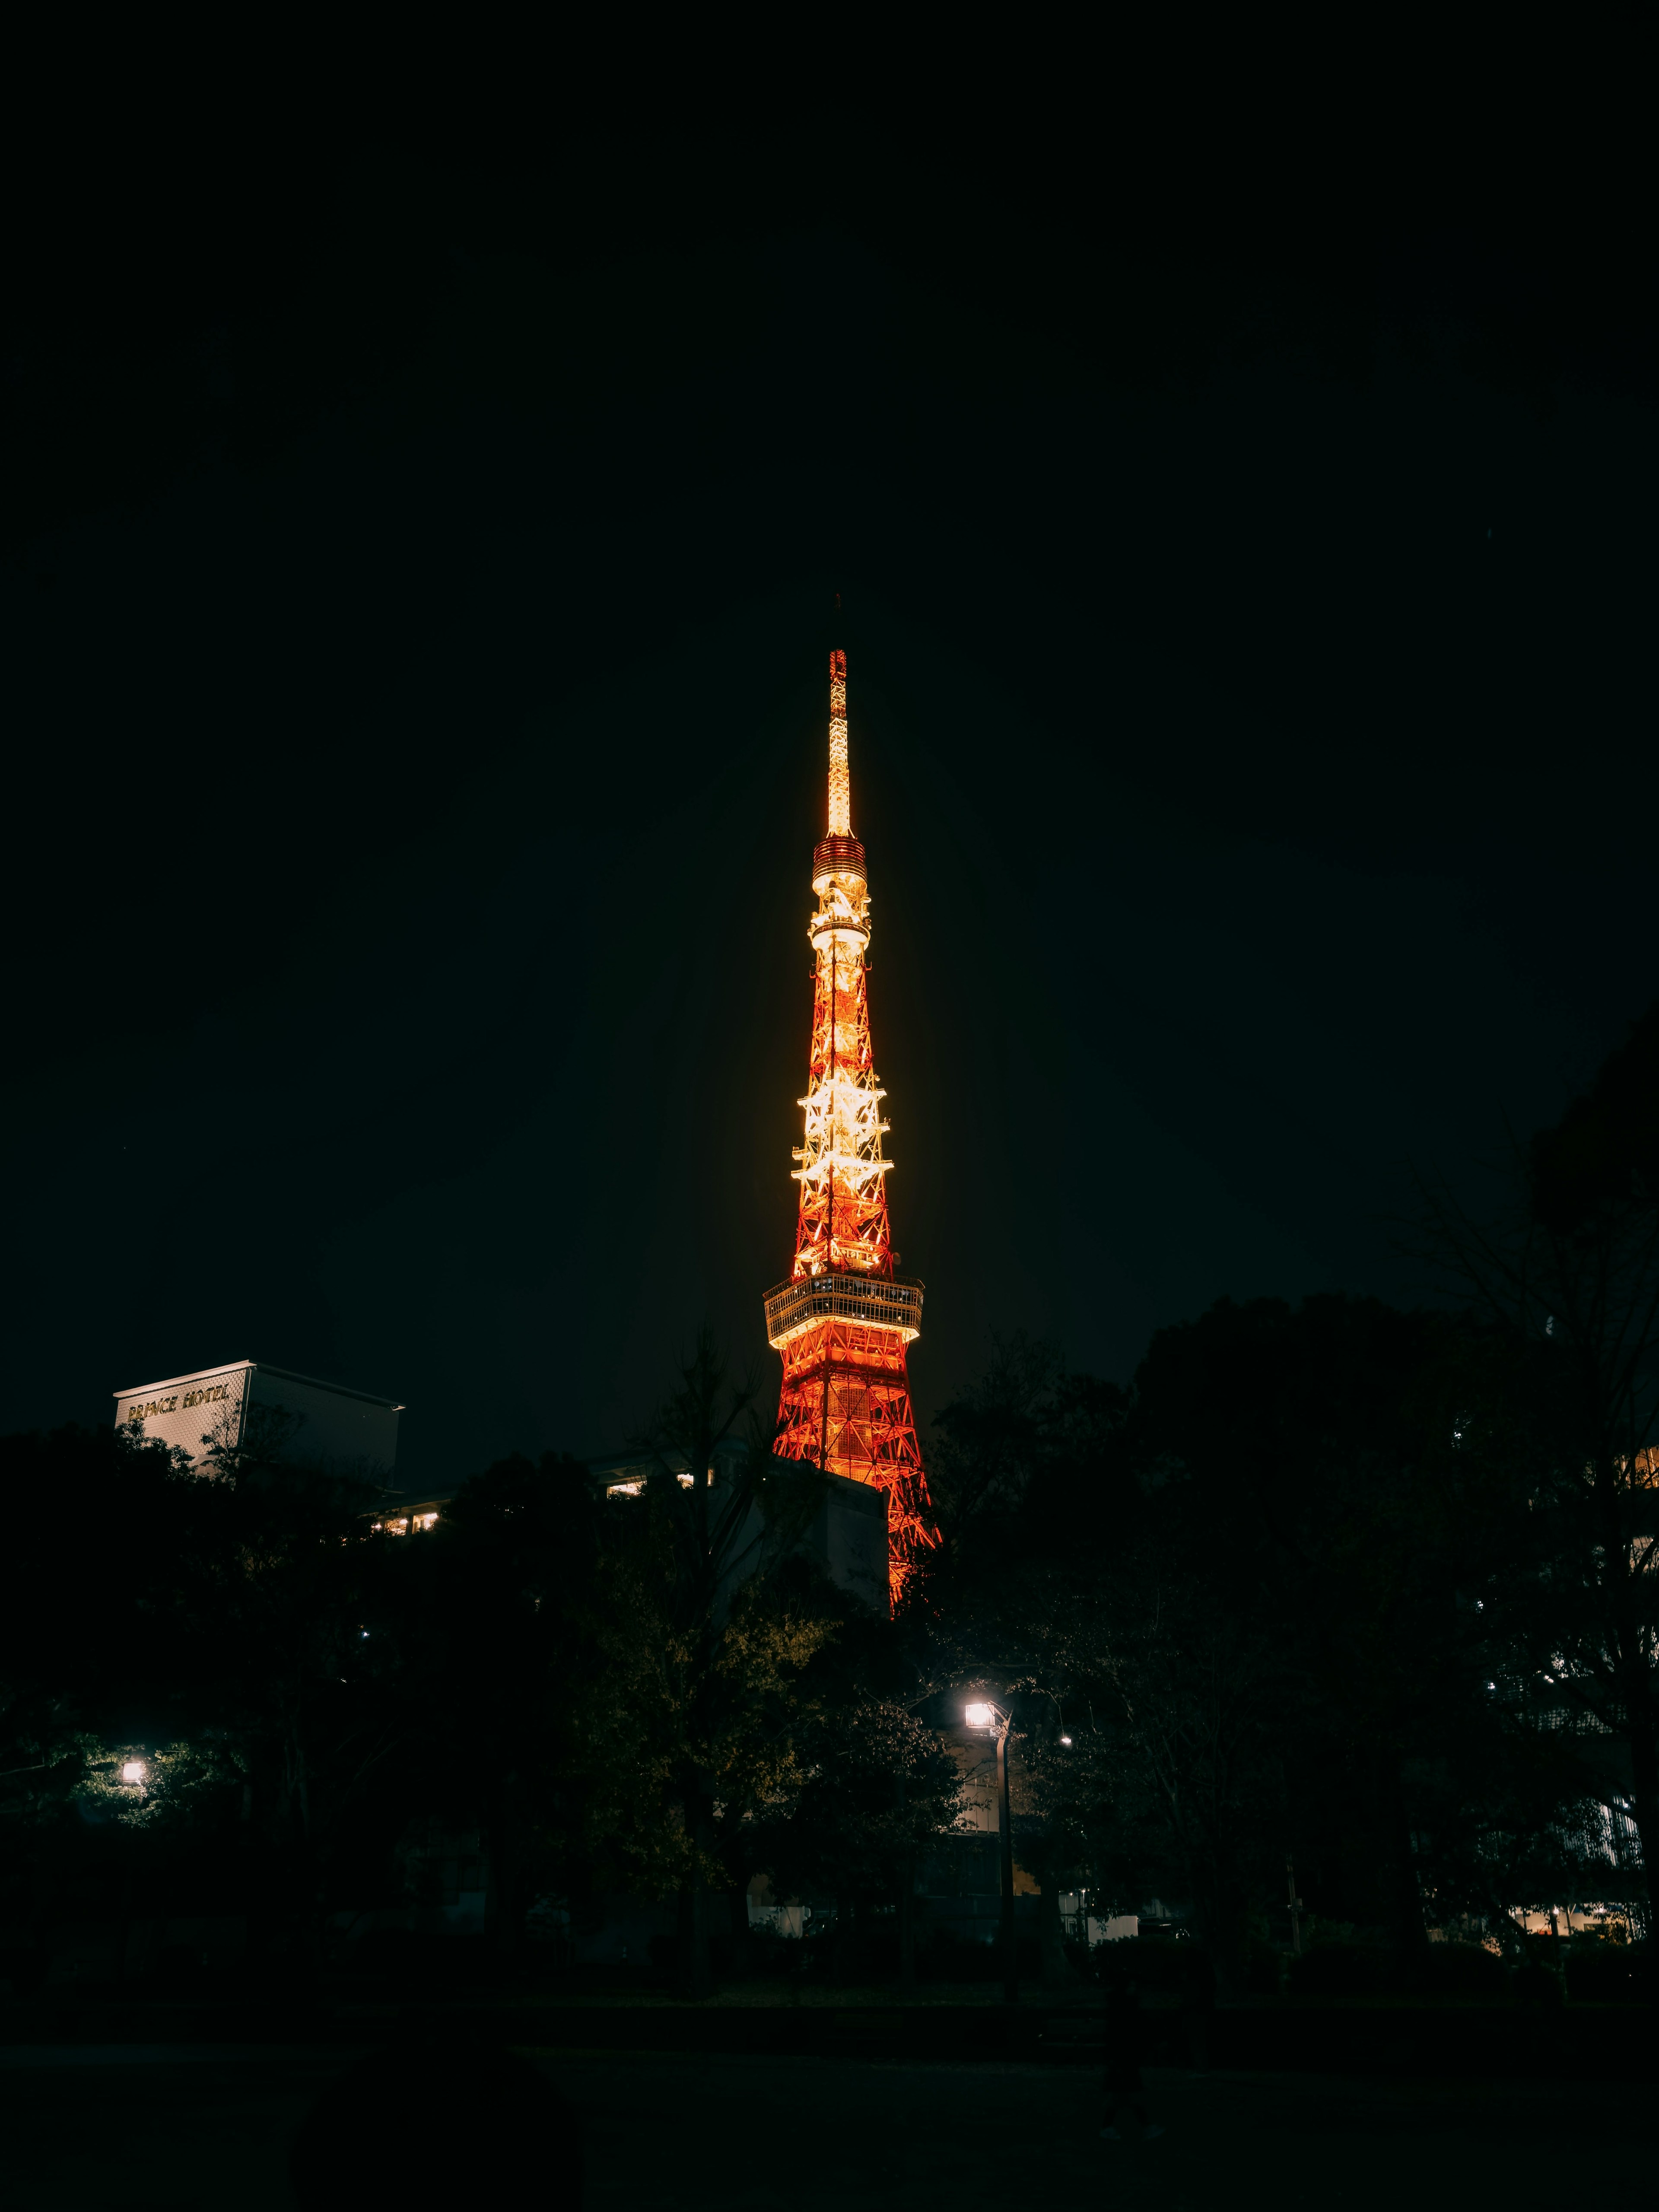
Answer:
[763,649,936,1601]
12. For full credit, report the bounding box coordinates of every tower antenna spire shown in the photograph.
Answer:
[827,647,851,836]
[762,648,936,1606]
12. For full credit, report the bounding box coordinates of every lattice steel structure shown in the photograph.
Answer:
[763,648,936,1601]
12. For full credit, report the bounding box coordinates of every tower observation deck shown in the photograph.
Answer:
[763,648,936,1601]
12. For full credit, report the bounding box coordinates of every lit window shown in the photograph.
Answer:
[607,1481,644,1498]
[413,1512,439,1531]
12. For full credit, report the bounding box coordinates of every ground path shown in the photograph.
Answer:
[0,2043,1640,2207]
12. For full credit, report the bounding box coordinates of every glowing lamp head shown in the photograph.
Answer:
[964,1702,996,1730]
[120,1760,146,1785]
[1059,1735,1073,1746]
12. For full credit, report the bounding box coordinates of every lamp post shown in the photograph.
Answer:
[1286,1856,1304,1956]
[966,1701,1017,2006]
[114,1758,147,1990]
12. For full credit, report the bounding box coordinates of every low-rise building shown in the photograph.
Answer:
[113,1359,403,1478]
[378,1435,890,1615]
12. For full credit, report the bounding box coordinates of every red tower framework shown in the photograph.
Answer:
[763,649,936,1602]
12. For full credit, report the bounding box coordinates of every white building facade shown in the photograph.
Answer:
[113,1359,403,1477]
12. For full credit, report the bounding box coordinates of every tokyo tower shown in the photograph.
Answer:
[763,648,936,1602]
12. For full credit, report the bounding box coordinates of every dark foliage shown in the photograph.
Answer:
[9,1008,1657,2000]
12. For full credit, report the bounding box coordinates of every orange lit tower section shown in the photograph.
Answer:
[763,649,936,1601]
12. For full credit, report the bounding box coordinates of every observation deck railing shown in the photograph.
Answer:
[763,1270,924,1349]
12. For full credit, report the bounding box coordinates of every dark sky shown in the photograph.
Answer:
[5,145,1655,1487]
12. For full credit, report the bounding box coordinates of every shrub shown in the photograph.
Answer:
[149,1942,210,1996]
[916,1926,995,1982]
[1090,1934,1191,1992]
[1512,1938,1566,2008]
[1564,1936,1651,2004]
[1244,1948,1283,1997]
[0,1945,48,1999]
[743,1925,807,1978]
[1286,1942,1386,1998]
[1411,1942,1507,1999]
[342,1926,494,1990]
[916,1926,1042,1982]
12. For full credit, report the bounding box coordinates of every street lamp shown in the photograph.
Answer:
[120,1760,146,1786]
[966,1700,1018,2006]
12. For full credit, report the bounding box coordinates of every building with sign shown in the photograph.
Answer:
[113,1360,403,1477]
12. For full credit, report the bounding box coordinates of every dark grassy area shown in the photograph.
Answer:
[0,2046,1647,2210]
[10,1975,1653,2082]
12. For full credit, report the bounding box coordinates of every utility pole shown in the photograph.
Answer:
[1286,1857,1304,1956]
[998,1711,1017,2006]
[966,1700,1019,2004]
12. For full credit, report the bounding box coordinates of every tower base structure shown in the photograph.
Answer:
[766,1276,932,1602]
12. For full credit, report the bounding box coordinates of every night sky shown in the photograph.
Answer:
[6,146,1655,1489]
